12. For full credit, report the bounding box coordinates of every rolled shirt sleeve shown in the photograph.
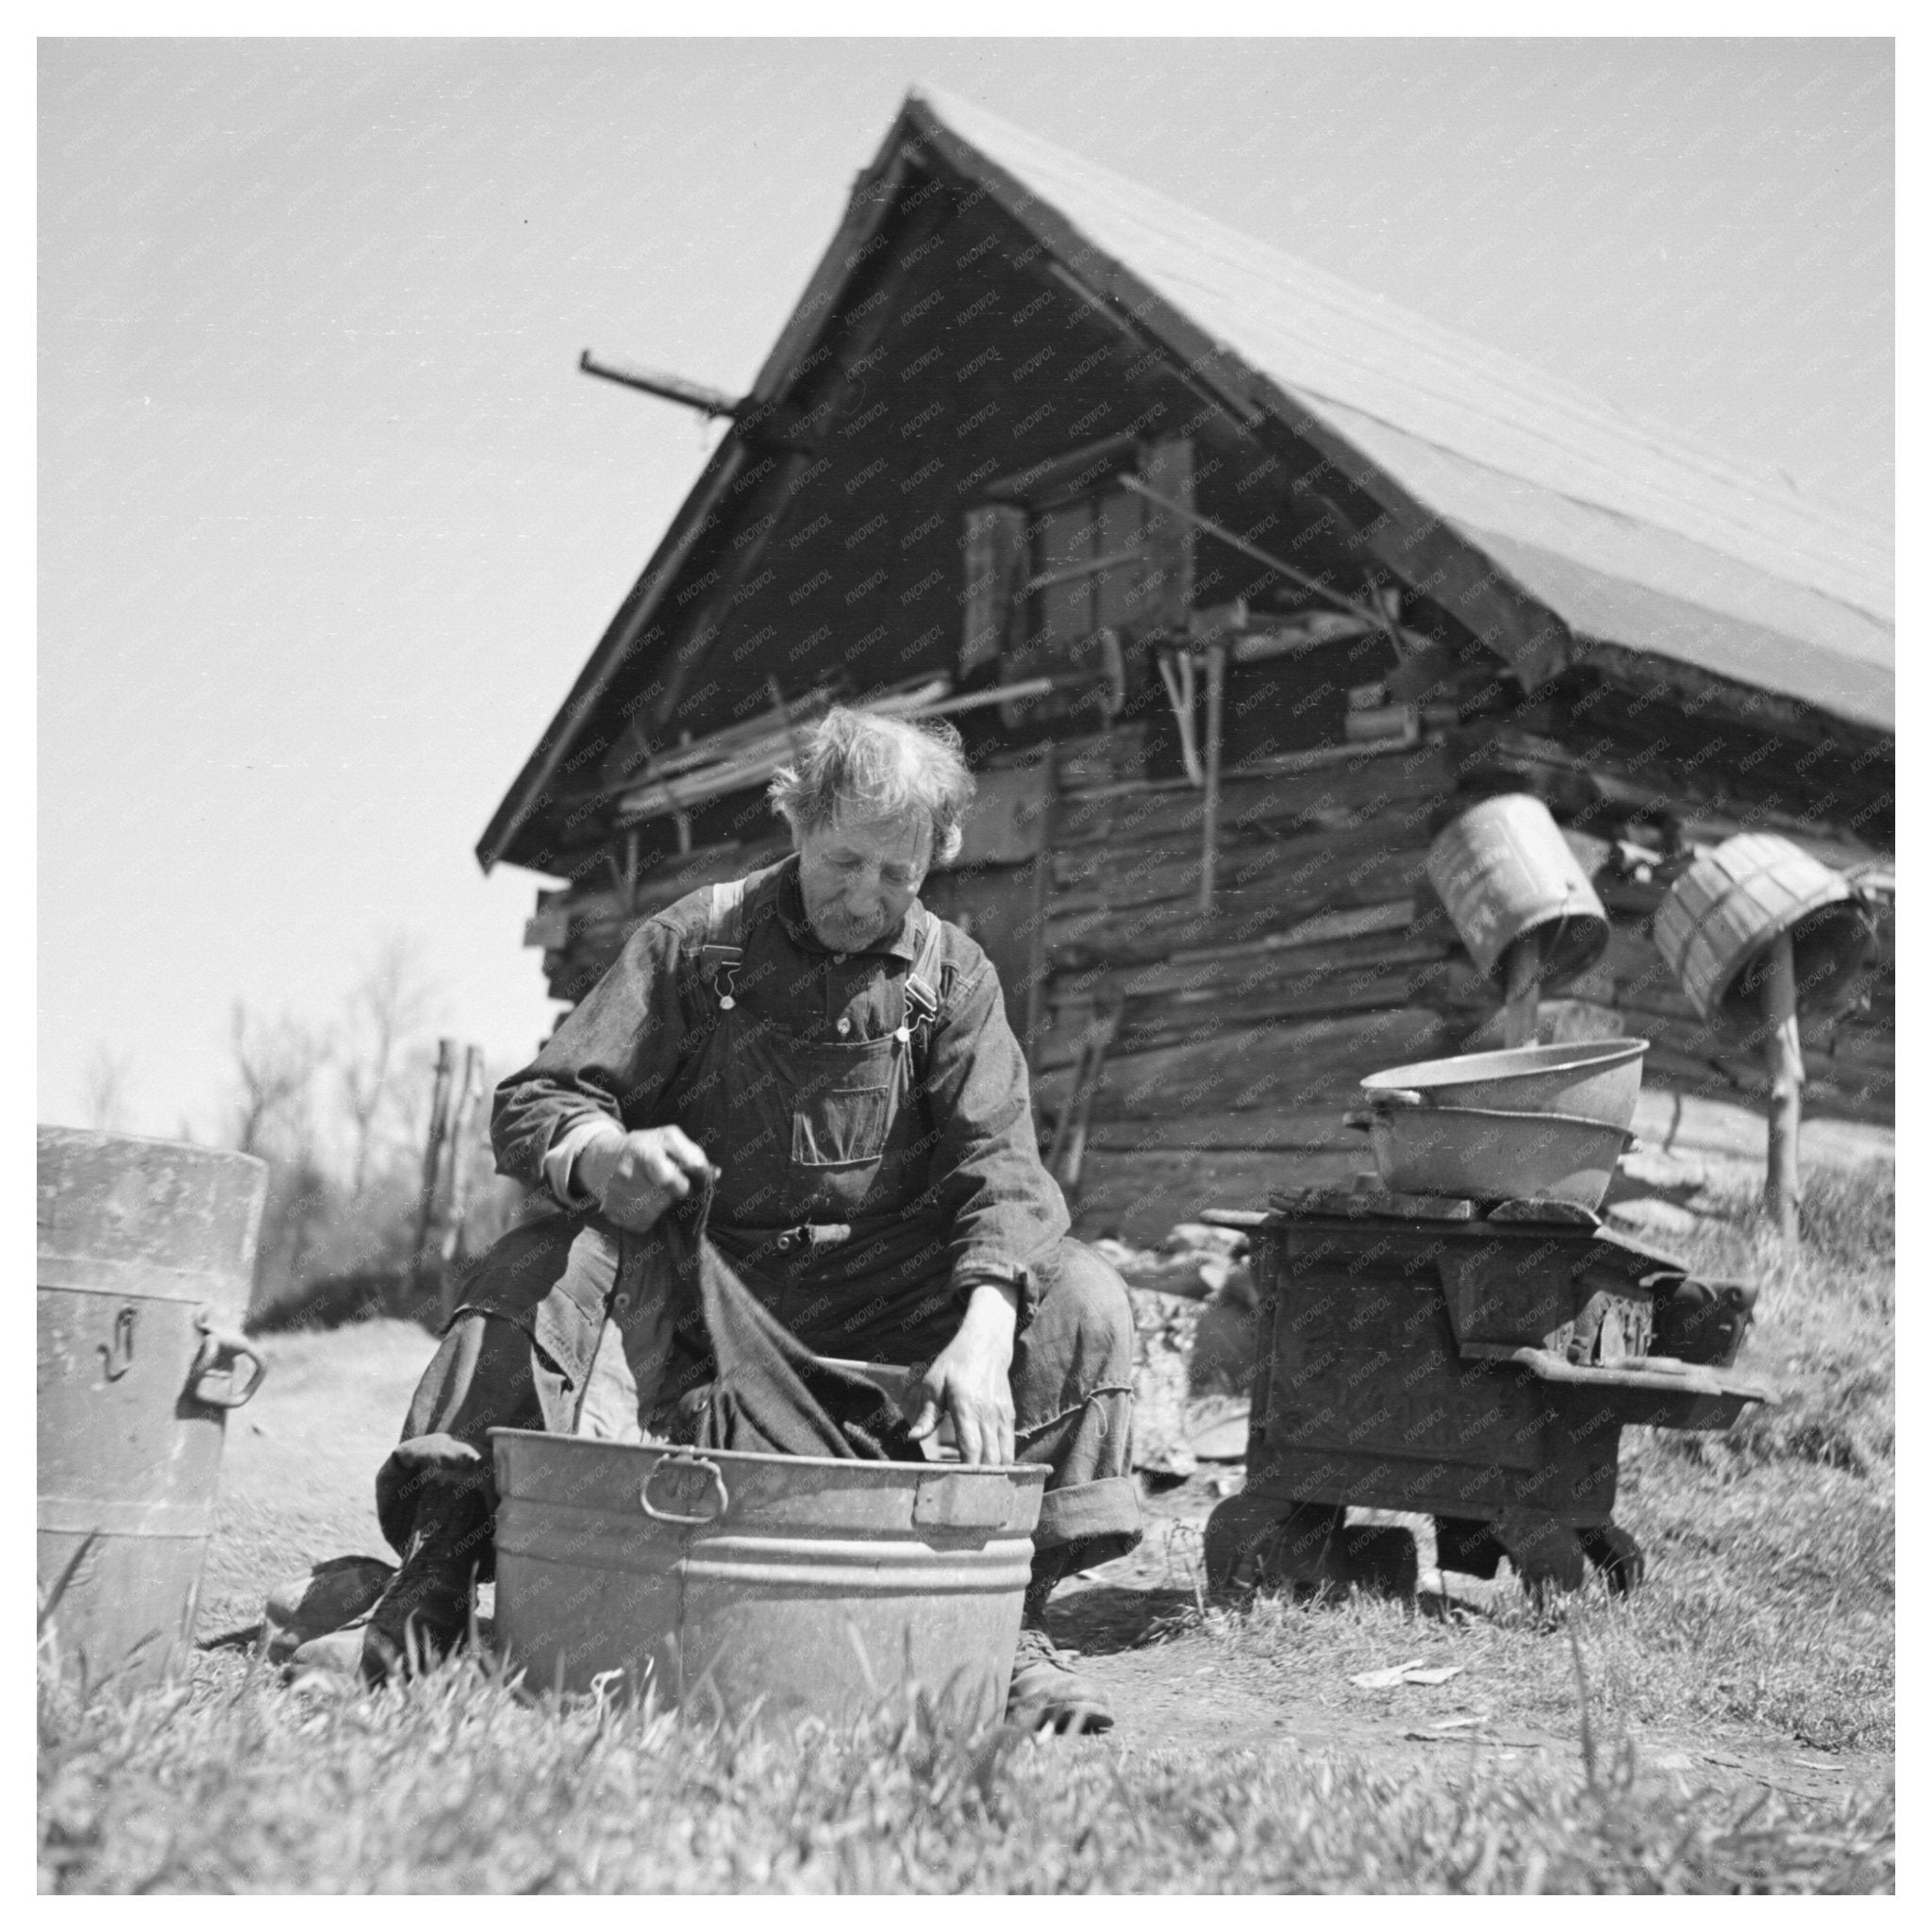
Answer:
[491,915,691,1206]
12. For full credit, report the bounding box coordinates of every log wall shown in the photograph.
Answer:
[521,719,1893,1248]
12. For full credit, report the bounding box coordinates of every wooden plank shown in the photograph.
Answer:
[1069,1147,1371,1246]
[1047,845,1438,969]
[1054,742,1453,849]
[1165,898,1418,964]
[1082,1108,1361,1153]
[1052,929,1450,1007]
[1052,809,1436,915]
[1032,1006,1449,1120]
[1101,960,1490,1052]
[1036,958,1478,1071]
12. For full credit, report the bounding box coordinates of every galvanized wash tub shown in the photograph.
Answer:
[1359,1038,1648,1132]
[1356,1103,1636,1211]
[38,1128,268,1689]
[490,1431,1045,1724]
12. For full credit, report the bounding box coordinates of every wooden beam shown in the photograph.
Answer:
[578,351,742,420]
[1117,477,1397,640]
[1198,641,1227,915]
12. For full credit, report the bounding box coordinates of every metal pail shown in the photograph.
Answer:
[37,1128,268,1690]
[1427,794,1610,989]
[491,1430,1045,1725]
[1652,833,1875,1029]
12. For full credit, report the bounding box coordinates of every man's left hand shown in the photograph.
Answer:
[905,1282,1018,1465]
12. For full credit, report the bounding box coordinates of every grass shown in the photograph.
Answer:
[38,1163,1893,1892]
[1175,1163,1895,1756]
[37,1658,1892,1893]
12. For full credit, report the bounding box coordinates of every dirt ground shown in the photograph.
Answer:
[1043,1486,1892,1805]
[195,1312,1891,1816]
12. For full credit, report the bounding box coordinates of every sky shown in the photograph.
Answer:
[37,36,1894,1141]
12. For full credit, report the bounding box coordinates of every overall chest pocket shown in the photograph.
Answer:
[790,1045,902,1169]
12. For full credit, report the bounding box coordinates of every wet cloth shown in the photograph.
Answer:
[490,857,1067,1335]
[375,1208,1141,1580]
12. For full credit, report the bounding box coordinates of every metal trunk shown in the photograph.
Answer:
[37,1129,268,1690]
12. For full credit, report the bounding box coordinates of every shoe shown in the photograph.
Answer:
[287,1627,367,1679]
[264,1557,396,1659]
[1005,1624,1114,1735]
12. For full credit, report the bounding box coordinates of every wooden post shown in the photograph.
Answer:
[1050,996,1123,1195]
[1198,641,1227,915]
[1501,936,1541,1049]
[1019,749,1058,1074]
[410,1039,457,1304]
[1761,930,1803,1241]
[438,1046,489,1325]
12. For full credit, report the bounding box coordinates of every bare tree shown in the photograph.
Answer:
[228,1001,327,1159]
[81,1044,134,1132]
[340,933,438,1198]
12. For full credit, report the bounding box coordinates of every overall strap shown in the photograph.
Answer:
[896,909,946,1046]
[699,877,749,1009]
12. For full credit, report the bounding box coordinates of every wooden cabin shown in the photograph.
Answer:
[479,91,1894,1242]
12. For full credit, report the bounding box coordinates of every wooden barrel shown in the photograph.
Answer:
[38,1129,269,1690]
[1652,834,1874,1028]
[1426,794,1609,989]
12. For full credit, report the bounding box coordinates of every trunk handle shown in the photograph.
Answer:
[640,1452,730,1527]
[190,1313,267,1409]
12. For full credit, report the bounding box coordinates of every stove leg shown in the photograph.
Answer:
[1578,1522,1646,1595]
[1337,1522,1419,1598]
[1203,1494,1288,1596]
[1434,1514,1506,1581]
[1492,1511,1586,1599]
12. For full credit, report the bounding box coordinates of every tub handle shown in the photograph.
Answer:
[640,1453,730,1527]
[191,1315,268,1409]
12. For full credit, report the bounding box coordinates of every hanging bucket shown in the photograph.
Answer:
[1426,794,1609,990]
[38,1129,268,1690]
[491,1431,1044,1725]
[1652,834,1875,1029]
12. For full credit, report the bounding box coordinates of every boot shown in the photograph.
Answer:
[372,1433,494,1680]
[1004,1551,1115,1735]
[358,1482,488,1683]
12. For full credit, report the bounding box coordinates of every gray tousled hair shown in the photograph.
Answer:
[768,707,974,866]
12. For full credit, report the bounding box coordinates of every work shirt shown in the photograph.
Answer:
[491,856,1070,1342]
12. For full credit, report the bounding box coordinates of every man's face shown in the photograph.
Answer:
[792,809,933,953]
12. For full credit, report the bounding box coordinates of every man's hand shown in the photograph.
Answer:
[906,1282,1019,1465]
[575,1125,713,1233]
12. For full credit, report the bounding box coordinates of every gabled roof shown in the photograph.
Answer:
[904,88,1892,728]
[481,89,1891,873]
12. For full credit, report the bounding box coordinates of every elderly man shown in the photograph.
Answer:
[308,708,1141,1730]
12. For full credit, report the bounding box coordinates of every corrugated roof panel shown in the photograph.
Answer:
[1466,529,1895,728]
[916,88,1894,714]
